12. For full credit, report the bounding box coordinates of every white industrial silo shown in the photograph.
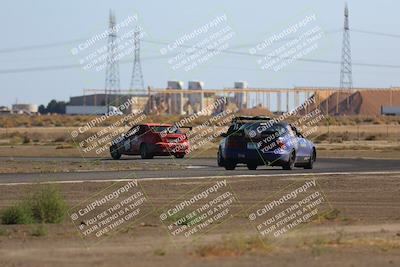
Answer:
[188,81,204,113]
[234,81,248,109]
[167,81,184,115]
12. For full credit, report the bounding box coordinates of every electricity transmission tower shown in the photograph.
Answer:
[340,3,353,89]
[105,10,120,107]
[129,26,145,94]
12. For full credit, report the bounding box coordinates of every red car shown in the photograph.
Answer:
[110,123,190,159]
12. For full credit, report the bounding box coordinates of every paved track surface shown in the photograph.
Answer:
[0,156,399,184]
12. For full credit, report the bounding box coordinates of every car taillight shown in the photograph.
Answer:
[156,133,165,142]
[226,138,242,148]
[276,137,286,149]
[180,134,188,142]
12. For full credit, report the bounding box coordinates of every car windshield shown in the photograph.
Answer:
[150,126,181,133]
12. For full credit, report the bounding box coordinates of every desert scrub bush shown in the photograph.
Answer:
[53,135,67,142]
[365,135,377,141]
[22,133,31,144]
[1,201,34,224]
[1,185,68,224]
[341,131,350,141]
[31,185,68,223]
[30,224,48,237]
[313,133,328,143]
[0,227,8,236]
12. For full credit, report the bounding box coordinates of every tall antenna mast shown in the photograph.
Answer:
[105,9,120,106]
[129,26,145,94]
[340,3,353,89]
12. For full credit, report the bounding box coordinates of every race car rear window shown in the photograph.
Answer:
[240,123,287,137]
[151,126,181,133]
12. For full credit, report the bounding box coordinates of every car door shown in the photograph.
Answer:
[130,125,147,154]
[123,125,140,154]
[289,124,308,162]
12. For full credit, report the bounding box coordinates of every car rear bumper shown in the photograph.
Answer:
[224,148,290,165]
[150,142,189,155]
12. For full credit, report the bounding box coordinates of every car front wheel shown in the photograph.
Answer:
[304,149,316,169]
[282,151,295,170]
[140,143,154,159]
[110,145,121,160]
[217,148,225,167]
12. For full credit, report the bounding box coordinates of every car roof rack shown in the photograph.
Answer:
[231,116,272,122]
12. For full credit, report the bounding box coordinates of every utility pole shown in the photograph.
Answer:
[105,9,120,110]
[129,26,145,94]
[340,3,353,110]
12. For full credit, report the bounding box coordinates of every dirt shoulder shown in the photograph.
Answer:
[0,173,399,266]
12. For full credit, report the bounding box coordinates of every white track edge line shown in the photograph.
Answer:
[0,171,399,186]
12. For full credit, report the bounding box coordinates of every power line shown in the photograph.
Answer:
[0,29,340,55]
[2,52,400,75]
[0,55,171,74]
[351,29,400,39]
[2,29,400,74]
[0,38,86,54]
[142,38,400,69]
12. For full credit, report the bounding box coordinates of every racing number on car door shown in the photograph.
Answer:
[123,126,139,153]
[130,125,145,153]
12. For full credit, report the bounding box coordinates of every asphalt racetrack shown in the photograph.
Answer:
[0,157,399,184]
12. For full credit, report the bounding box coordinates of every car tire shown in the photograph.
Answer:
[224,160,236,170]
[140,143,153,159]
[217,148,225,167]
[247,163,258,170]
[282,151,296,170]
[304,148,316,169]
[110,145,121,160]
[174,154,185,159]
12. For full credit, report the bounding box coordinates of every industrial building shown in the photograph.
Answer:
[11,104,38,115]
[66,93,148,115]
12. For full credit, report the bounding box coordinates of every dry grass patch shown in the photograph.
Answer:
[193,235,269,257]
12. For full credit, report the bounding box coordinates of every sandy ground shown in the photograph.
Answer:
[0,172,399,267]
[0,157,186,173]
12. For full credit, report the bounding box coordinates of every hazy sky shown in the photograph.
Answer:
[0,0,399,106]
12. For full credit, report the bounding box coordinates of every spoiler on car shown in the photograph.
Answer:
[179,126,193,130]
[171,125,193,131]
[231,116,272,122]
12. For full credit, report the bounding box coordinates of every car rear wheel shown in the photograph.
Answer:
[247,163,258,170]
[140,143,153,159]
[304,149,316,169]
[217,148,225,167]
[282,151,296,170]
[174,154,185,159]
[224,160,236,170]
[110,145,121,160]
